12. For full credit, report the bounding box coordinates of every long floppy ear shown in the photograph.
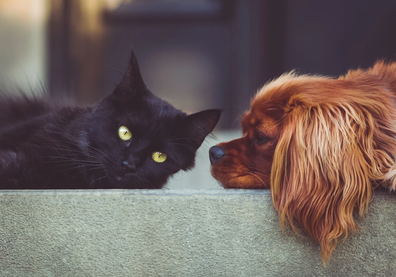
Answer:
[270,96,396,265]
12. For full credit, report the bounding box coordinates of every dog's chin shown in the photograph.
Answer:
[211,167,270,189]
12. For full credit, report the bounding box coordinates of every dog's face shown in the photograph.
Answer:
[210,74,302,189]
[209,100,281,189]
[209,65,396,264]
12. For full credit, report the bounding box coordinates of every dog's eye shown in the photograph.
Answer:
[254,133,270,145]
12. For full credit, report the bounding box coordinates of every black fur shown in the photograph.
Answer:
[0,51,221,189]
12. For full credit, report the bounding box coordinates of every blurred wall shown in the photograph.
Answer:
[283,0,396,76]
[0,0,48,94]
[2,0,396,127]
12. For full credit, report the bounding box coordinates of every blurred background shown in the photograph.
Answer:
[1,0,396,188]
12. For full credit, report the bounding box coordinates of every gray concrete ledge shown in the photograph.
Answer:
[0,189,395,276]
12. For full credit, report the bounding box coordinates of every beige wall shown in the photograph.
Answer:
[0,0,48,94]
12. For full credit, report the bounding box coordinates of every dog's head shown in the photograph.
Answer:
[210,63,396,264]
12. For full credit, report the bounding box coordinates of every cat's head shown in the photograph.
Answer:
[83,51,221,188]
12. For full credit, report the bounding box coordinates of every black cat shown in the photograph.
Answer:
[0,51,221,189]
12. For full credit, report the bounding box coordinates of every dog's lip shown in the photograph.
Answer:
[211,165,246,178]
[221,176,269,189]
[212,169,269,189]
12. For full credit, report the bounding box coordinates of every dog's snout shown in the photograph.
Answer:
[209,145,225,164]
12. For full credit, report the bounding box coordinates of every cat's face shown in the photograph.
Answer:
[79,52,220,188]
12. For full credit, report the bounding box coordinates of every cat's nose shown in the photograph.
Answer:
[121,160,136,173]
[209,145,225,164]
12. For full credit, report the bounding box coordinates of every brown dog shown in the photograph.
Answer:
[210,61,396,264]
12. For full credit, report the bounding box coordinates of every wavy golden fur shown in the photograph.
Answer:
[210,61,396,265]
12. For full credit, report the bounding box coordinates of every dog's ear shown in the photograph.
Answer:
[270,94,396,265]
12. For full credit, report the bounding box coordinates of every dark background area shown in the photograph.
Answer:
[47,0,396,129]
[0,0,396,188]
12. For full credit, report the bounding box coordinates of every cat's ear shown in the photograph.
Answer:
[113,50,147,100]
[182,109,222,149]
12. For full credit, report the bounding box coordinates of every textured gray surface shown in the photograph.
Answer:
[0,190,395,276]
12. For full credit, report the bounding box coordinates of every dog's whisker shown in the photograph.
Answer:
[246,171,267,186]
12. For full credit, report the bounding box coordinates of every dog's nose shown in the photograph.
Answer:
[209,146,225,164]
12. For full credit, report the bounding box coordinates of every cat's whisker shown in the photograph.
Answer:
[43,130,108,156]
[43,156,103,166]
[168,137,203,143]
[168,142,197,150]
[161,147,182,166]
[43,159,104,170]
[30,165,103,178]
[36,139,117,168]
[90,174,108,185]
[139,177,156,189]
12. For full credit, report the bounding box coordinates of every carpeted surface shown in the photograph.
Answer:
[0,189,395,276]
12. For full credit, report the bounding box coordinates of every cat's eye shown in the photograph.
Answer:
[152,151,167,163]
[118,126,132,141]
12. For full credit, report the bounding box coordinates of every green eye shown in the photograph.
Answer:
[118,126,132,141]
[152,151,167,163]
